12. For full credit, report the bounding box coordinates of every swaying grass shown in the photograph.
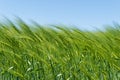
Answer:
[0,18,120,80]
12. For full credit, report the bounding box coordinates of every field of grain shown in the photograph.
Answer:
[0,19,120,80]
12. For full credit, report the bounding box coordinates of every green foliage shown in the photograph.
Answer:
[0,19,120,80]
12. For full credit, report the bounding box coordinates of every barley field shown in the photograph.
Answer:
[0,18,120,80]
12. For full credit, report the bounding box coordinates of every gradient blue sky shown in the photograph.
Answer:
[0,0,120,30]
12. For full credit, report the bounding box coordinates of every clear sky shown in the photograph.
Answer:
[0,0,120,30]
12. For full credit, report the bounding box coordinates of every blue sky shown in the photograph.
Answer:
[0,0,120,30]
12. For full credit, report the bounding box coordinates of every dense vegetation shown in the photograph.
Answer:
[0,19,120,80]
